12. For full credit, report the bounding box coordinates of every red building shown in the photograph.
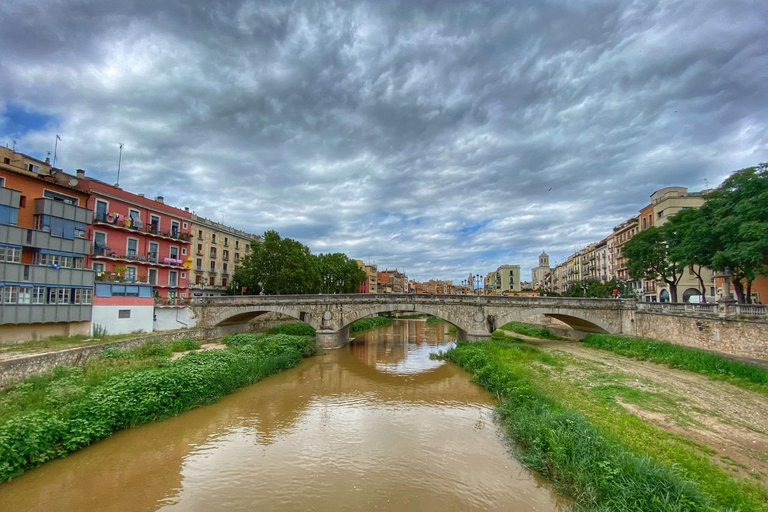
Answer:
[76,172,193,300]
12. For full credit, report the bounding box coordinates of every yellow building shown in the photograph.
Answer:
[190,215,261,297]
[355,260,378,293]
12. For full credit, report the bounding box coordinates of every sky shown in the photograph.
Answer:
[1,0,766,284]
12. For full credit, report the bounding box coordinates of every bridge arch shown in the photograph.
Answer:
[207,305,323,331]
[493,307,614,335]
[337,303,476,336]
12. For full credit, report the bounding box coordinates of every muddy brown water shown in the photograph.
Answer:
[0,320,566,512]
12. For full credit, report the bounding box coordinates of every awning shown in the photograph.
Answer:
[0,282,93,289]
[0,242,22,249]
[39,249,86,258]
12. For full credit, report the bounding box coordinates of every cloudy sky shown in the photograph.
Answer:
[1,0,766,284]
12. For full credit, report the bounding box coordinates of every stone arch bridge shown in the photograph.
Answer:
[191,294,637,348]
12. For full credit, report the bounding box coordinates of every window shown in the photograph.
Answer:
[210,261,216,272]
[125,266,137,282]
[183,222,188,229]
[28,163,40,173]
[32,286,46,304]
[223,263,228,273]
[37,215,86,240]
[223,250,229,260]
[170,246,179,259]
[127,238,138,258]
[181,247,187,256]
[197,243,203,255]
[224,237,229,246]
[58,288,71,304]
[74,289,92,304]
[44,190,78,205]
[0,177,4,187]
[210,247,217,259]
[150,215,160,234]
[148,242,159,262]
[93,262,105,273]
[148,268,158,285]
[94,232,108,255]
[169,271,178,287]
[128,209,142,229]
[181,272,186,279]
[3,286,18,304]
[48,287,58,304]
[95,200,108,222]
[0,245,21,263]
[170,221,180,238]
[198,230,203,239]
[222,278,227,287]
[212,233,217,243]
[118,310,131,319]
[234,252,240,263]
[0,205,19,225]
[235,240,240,249]
[196,258,202,270]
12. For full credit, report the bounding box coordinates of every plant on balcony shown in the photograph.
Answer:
[112,264,127,279]
[138,274,148,283]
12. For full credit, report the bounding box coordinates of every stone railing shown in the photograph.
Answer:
[636,301,765,318]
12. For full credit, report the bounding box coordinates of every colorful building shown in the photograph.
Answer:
[356,260,378,293]
[0,147,94,342]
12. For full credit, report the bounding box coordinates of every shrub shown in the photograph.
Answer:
[134,340,172,358]
[349,316,393,333]
[99,347,133,360]
[169,338,201,352]
[499,321,565,340]
[0,334,316,482]
[266,323,316,336]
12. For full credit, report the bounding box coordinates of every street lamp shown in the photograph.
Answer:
[475,272,482,296]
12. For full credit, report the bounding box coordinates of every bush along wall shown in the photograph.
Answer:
[0,334,315,482]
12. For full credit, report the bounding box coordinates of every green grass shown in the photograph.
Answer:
[349,316,393,333]
[445,334,768,511]
[266,323,317,336]
[499,321,565,340]
[0,332,150,354]
[0,334,316,482]
[581,334,768,395]
[169,338,202,352]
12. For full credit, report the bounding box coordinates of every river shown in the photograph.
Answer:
[0,319,565,512]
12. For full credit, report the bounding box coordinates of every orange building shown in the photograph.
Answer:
[0,147,94,342]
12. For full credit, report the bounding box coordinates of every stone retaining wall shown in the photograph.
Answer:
[634,312,768,361]
[0,324,251,390]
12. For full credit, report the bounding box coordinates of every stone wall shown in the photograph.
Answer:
[0,324,251,390]
[634,312,768,361]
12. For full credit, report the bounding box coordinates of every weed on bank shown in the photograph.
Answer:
[0,334,315,482]
[445,336,768,511]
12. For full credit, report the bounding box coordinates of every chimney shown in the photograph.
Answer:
[184,207,189,212]
[155,196,164,203]
[138,193,144,197]
[76,169,86,178]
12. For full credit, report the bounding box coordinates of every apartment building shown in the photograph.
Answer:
[495,264,521,294]
[191,215,261,297]
[0,148,94,342]
[355,260,378,293]
[377,270,407,293]
[642,187,714,302]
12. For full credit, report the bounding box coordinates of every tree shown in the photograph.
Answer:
[666,208,715,299]
[623,226,684,302]
[233,231,366,295]
[699,164,768,303]
[234,231,320,295]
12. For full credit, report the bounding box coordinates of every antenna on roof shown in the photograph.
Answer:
[116,143,124,186]
[53,135,62,167]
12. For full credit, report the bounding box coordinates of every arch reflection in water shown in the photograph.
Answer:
[0,319,567,512]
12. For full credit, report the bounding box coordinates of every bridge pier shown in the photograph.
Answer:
[456,329,493,342]
[315,327,350,349]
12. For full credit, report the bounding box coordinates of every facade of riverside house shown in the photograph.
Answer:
[612,216,642,296]
[377,270,407,293]
[356,260,378,293]
[75,173,193,334]
[191,215,261,297]
[0,148,94,342]
[494,264,521,294]
[641,187,715,303]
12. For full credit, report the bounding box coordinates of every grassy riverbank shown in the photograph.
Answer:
[0,334,315,482]
[499,321,565,340]
[445,335,768,511]
[581,334,768,395]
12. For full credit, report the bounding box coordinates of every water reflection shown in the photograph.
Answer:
[0,320,566,512]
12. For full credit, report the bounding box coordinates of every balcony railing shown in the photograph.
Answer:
[92,249,186,267]
[93,215,191,242]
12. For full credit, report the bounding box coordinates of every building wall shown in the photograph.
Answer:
[495,265,521,293]
[0,321,91,344]
[91,304,154,335]
[190,215,260,293]
[154,306,197,331]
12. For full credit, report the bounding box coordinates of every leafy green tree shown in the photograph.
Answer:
[665,208,714,298]
[698,164,768,303]
[233,231,366,295]
[317,253,367,294]
[623,226,684,302]
[234,231,320,295]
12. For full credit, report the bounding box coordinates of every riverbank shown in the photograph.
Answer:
[445,330,768,511]
[0,333,316,482]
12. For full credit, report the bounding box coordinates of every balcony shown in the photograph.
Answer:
[91,248,187,268]
[93,213,191,243]
[208,268,218,274]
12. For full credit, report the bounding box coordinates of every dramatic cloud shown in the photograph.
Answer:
[1,0,766,283]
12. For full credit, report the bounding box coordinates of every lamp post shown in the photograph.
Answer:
[475,273,482,296]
